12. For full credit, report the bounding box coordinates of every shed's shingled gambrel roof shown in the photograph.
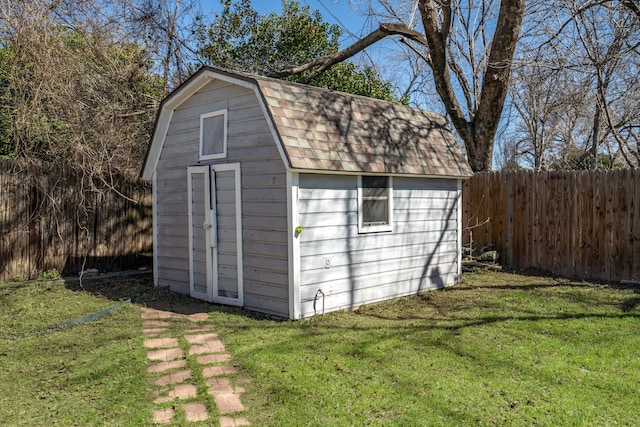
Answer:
[141,67,473,180]
[251,75,473,178]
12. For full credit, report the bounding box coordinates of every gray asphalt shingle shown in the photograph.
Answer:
[249,73,473,178]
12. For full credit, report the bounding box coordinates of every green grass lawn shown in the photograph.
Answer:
[1,271,639,426]
[213,271,640,426]
[0,279,151,426]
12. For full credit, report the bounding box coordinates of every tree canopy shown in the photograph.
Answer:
[198,0,404,103]
[0,0,637,175]
[501,0,640,170]
[271,0,638,171]
[0,0,164,185]
[0,0,404,183]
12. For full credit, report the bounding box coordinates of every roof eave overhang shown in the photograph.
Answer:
[288,167,473,180]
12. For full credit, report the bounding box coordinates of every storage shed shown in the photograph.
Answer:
[141,66,473,319]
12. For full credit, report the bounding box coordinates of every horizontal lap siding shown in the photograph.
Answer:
[222,92,289,317]
[156,79,289,316]
[298,174,459,317]
[239,179,288,317]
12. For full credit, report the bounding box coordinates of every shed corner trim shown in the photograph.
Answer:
[287,171,301,319]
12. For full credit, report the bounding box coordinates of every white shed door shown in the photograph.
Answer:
[188,164,243,306]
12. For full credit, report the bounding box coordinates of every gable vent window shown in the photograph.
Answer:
[199,109,227,160]
[358,175,393,233]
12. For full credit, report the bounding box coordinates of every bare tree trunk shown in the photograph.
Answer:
[467,0,526,171]
[271,0,526,172]
[591,99,601,168]
[419,0,525,171]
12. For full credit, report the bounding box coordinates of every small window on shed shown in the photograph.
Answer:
[199,110,227,160]
[358,175,393,233]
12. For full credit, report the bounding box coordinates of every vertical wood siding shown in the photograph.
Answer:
[297,174,460,317]
[462,169,640,282]
[156,79,289,316]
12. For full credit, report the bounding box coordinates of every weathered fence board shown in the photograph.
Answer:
[0,160,152,281]
[463,169,640,283]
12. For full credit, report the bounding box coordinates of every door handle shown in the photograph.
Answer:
[206,209,217,248]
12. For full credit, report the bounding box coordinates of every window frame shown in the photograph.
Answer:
[199,109,228,161]
[357,175,393,234]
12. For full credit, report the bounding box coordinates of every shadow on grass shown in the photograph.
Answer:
[353,293,640,330]
[621,296,640,312]
[450,279,640,294]
[59,269,640,326]
[61,272,270,320]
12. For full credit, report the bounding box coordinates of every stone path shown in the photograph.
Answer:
[142,307,251,426]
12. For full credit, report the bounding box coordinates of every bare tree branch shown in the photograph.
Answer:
[267,23,428,83]
[621,0,640,18]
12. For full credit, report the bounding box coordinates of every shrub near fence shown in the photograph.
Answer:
[0,160,152,281]
[463,169,640,283]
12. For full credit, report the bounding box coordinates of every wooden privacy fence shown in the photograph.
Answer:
[0,160,152,281]
[4,160,639,283]
[462,169,640,283]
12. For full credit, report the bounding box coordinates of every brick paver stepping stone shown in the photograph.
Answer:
[147,348,184,361]
[154,369,192,386]
[141,308,174,320]
[183,403,208,422]
[187,313,209,322]
[219,416,251,427]
[144,337,179,349]
[185,332,219,344]
[142,306,250,426]
[188,340,226,355]
[213,392,245,414]
[206,377,233,394]
[196,353,231,365]
[153,408,174,424]
[207,377,246,413]
[154,384,198,403]
[148,360,187,373]
[168,383,197,399]
[202,365,238,378]
[186,325,214,333]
